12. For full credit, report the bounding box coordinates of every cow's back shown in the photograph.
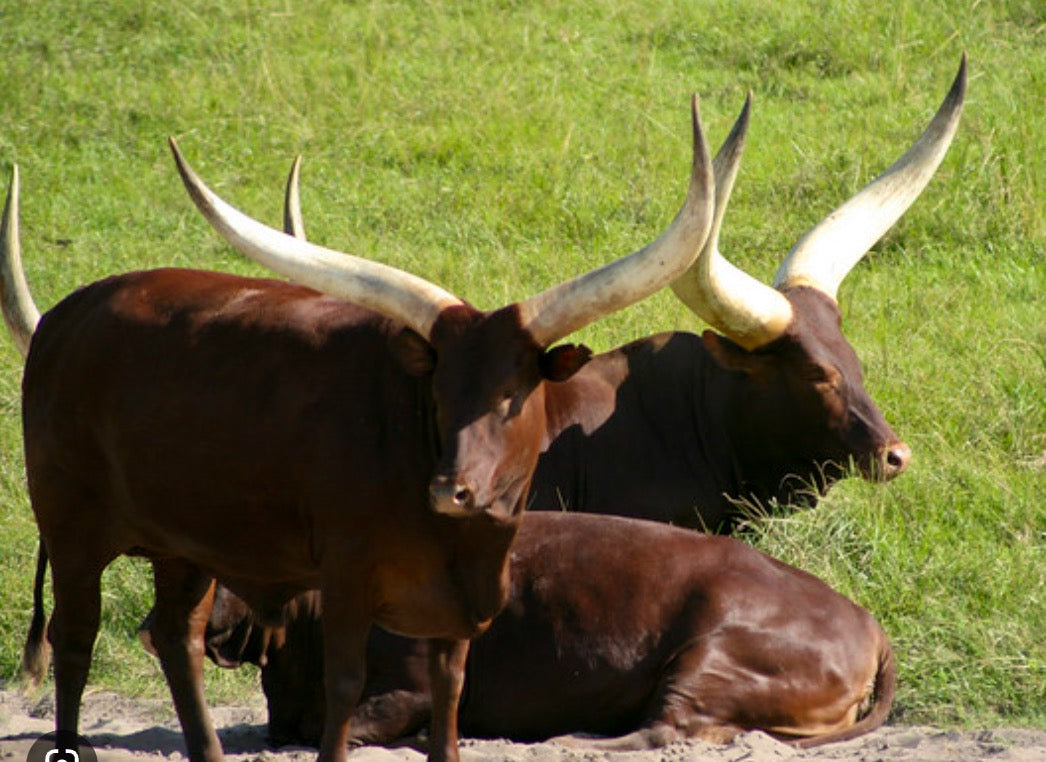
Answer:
[22,268,427,587]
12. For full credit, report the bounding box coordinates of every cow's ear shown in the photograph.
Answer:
[391,328,436,376]
[701,330,767,376]
[540,343,592,382]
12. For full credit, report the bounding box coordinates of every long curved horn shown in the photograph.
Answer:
[283,155,306,239]
[774,54,967,298]
[517,95,715,347]
[1,165,42,357]
[170,139,465,341]
[670,94,795,350]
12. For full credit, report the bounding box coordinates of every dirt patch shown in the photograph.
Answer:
[2,688,1043,761]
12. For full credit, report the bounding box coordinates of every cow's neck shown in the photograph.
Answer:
[703,356,831,516]
[533,332,739,530]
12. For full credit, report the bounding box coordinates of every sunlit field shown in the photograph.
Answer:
[1,0,1042,727]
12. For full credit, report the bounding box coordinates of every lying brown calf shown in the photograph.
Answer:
[143,513,895,750]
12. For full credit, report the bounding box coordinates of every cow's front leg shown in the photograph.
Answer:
[317,590,369,762]
[150,559,221,762]
[426,638,469,762]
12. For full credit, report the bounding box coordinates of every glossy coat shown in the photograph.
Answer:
[20,269,591,762]
[174,513,894,750]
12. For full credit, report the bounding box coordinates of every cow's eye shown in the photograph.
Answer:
[498,390,518,420]
[807,364,841,389]
[815,367,844,400]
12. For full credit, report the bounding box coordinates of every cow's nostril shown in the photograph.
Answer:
[431,477,475,515]
[883,442,912,476]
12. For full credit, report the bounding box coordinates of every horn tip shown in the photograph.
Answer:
[166,138,215,219]
[286,154,303,192]
[691,98,713,171]
[168,137,197,190]
[689,94,709,153]
[950,52,968,103]
[168,137,187,171]
[736,92,752,134]
[284,155,306,239]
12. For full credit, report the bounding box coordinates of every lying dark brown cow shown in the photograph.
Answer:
[145,513,894,750]
[281,59,967,530]
[2,98,716,762]
[534,58,966,527]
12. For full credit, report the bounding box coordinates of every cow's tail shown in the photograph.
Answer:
[4,168,48,686]
[21,538,51,686]
[793,629,896,749]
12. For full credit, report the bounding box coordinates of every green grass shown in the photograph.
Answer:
[1,0,1043,728]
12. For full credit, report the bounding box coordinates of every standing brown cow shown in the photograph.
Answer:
[150,513,895,750]
[1,98,715,762]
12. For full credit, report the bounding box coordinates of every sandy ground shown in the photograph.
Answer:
[2,688,1044,762]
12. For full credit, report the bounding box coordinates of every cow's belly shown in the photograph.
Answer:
[459,630,659,739]
[125,505,319,585]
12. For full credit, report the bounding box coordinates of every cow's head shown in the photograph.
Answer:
[673,56,965,499]
[170,96,715,524]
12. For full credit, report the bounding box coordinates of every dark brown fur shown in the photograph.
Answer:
[180,513,894,749]
[535,287,910,530]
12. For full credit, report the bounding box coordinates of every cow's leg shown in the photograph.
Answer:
[426,638,468,762]
[48,551,107,741]
[150,559,221,762]
[317,589,370,762]
[625,639,745,747]
[348,689,432,748]
[552,638,748,751]
[552,720,740,750]
[30,470,116,745]
[550,722,685,750]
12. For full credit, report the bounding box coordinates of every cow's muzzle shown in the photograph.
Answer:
[871,441,912,481]
[430,475,475,517]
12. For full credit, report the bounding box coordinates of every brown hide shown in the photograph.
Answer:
[188,513,894,749]
[21,269,579,762]
[533,287,909,530]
